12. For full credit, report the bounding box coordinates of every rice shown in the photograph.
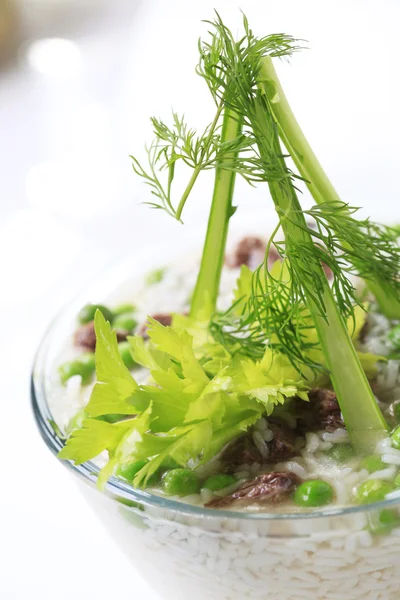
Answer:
[81,475,400,600]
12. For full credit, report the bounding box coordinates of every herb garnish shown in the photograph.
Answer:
[60,13,399,485]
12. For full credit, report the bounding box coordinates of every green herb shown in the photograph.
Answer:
[130,22,299,320]
[60,308,308,488]
[198,13,388,451]
[259,56,400,320]
[60,13,400,488]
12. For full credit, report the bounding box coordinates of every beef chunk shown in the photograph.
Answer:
[267,422,297,462]
[220,436,263,473]
[294,388,345,433]
[220,424,296,474]
[226,236,280,270]
[74,321,128,351]
[138,313,173,339]
[309,388,344,432]
[206,472,300,508]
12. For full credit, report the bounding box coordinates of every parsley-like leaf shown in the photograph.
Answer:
[85,311,141,418]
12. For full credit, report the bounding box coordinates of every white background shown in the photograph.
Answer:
[1,1,400,598]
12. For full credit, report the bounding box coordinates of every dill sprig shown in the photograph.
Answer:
[259,56,400,320]
[130,14,302,222]
[131,108,225,220]
[303,203,400,295]
[202,13,399,373]
[130,11,390,449]
[199,12,389,448]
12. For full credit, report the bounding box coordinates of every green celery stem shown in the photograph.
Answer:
[259,57,400,320]
[314,293,388,452]
[252,97,387,452]
[190,109,242,320]
[259,57,337,207]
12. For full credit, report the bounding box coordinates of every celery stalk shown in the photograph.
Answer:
[259,57,400,320]
[251,96,388,451]
[190,109,242,320]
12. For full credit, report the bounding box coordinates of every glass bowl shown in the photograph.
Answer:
[31,256,400,600]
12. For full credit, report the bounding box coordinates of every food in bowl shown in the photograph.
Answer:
[52,243,400,515]
[34,12,400,600]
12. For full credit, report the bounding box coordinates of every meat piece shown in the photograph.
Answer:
[220,436,263,473]
[206,472,300,508]
[74,321,128,351]
[267,422,297,462]
[221,424,297,473]
[294,388,345,433]
[138,313,173,339]
[309,388,344,432]
[226,236,280,270]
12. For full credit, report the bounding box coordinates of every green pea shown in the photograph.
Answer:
[78,303,114,325]
[391,427,400,449]
[117,460,147,482]
[162,468,201,496]
[118,341,136,369]
[113,303,136,316]
[326,444,355,463]
[360,455,386,474]
[146,268,166,285]
[203,474,237,491]
[66,409,86,434]
[58,353,95,385]
[294,480,334,507]
[357,480,394,504]
[117,460,159,486]
[113,314,137,332]
[394,473,400,489]
[368,509,400,535]
[388,325,400,348]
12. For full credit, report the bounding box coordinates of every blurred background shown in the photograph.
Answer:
[1,1,399,598]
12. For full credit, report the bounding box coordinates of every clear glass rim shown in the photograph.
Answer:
[31,254,400,522]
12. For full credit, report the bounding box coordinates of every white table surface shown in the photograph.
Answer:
[1,1,400,598]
